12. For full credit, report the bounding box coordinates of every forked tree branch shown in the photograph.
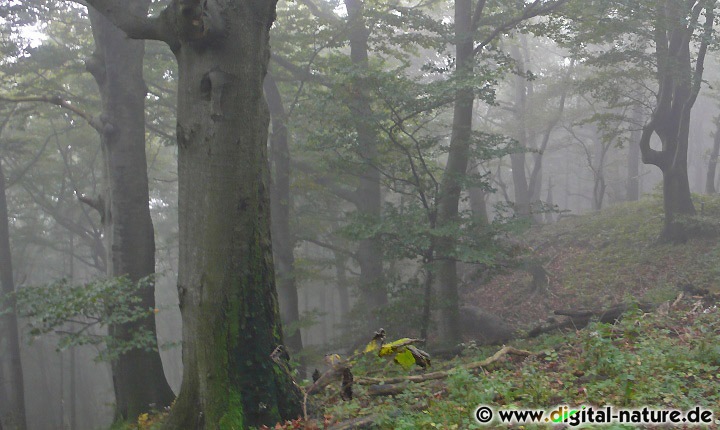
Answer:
[0,94,103,132]
[77,0,179,48]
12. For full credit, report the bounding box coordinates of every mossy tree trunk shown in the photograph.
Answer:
[639,0,714,242]
[85,2,175,419]
[83,0,302,427]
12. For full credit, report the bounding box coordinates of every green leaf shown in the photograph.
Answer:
[394,348,416,369]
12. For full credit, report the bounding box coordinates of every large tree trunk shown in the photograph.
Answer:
[345,0,386,320]
[0,161,27,430]
[662,164,695,240]
[86,4,174,419]
[706,118,720,194]
[265,74,303,357]
[85,1,302,426]
[163,3,302,428]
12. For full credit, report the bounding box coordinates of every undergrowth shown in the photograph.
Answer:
[115,196,720,429]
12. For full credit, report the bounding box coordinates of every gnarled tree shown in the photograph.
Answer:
[639,0,715,242]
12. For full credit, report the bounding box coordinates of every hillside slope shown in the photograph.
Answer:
[307,196,720,429]
[466,194,720,334]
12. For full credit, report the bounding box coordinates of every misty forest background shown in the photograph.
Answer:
[1,0,720,429]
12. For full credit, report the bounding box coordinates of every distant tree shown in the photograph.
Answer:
[78,0,302,427]
[0,115,27,430]
[2,2,175,418]
[638,0,714,241]
[706,116,720,194]
[265,73,303,359]
[561,0,716,241]
[85,0,175,418]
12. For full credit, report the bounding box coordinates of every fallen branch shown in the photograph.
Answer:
[357,346,532,386]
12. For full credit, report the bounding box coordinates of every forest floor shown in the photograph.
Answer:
[132,194,720,429]
[289,194,720,429]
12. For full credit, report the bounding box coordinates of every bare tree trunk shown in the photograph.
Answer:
[0,160,26,430]
[510,43,531,218]
[639,0,712,242]
[434,0,474,345]
[265,74,303,357]
[86,4,174,419]
[544,177,554,223]
[345,0,386,322]
[334,252,351,317]
[468,168,489,225]
[706,117,720,194]
[84,0,302,427]
[627,128,641,201]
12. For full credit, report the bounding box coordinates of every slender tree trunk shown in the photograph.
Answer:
[265,74,303,358]
[86,4,174,419]
[434,0,473,345]
[626,104,643,201]
[333,252,350,317]
[0,161,26,430]
[510,42,531,218]
[468,165,489,225]
[544,178,554,223]
[345,0,386,320]
[627,133,641,201]
[706,118,720,194]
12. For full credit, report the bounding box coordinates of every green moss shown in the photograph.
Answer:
[218,389,245,430]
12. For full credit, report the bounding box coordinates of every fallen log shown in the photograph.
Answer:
[527,301,656,338]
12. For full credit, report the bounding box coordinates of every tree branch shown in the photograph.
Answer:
[0,94,103,132]
[79,0,178,48]
[472,0,569,55]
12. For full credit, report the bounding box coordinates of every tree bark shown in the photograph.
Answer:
[84,0,303,427]
[0,160,27,430]
[86,3,174,419]
[265,74,303,357]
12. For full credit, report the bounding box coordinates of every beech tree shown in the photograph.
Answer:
[86,1,175,418]
[78,0,302,427]
[0,115,27,430]
[434,0,568,344]
[638,0,715,242]
[2,2,175,418]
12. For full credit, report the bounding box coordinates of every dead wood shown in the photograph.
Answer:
[527,301,656,338]
[357,346,532,387]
